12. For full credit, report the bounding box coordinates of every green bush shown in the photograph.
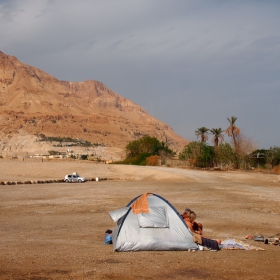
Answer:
[114,153,151,165]
[179,141,215,168]
[126,136,174,158]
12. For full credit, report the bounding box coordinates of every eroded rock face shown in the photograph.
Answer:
[0,51,189,154]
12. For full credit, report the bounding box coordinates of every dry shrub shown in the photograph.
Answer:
[272,165,280,174]
[236,133,258,154]
[146,155,160,166]
[187,158,197,167]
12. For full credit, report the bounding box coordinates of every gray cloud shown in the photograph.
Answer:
[0,0,279,148]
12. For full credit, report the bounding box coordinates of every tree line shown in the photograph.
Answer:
[123,116,280,171]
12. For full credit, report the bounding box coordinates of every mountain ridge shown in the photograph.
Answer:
[0,51,189,157]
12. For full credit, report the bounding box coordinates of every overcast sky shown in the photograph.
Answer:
[0,0,279,149]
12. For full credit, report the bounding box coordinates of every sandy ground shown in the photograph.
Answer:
[0,159,280,280]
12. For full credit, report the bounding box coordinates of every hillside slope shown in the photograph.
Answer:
[0,51,188,156]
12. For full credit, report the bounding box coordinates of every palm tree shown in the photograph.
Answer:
[210,128,224,147]
[195,127,209,143]
[225,116,240,150]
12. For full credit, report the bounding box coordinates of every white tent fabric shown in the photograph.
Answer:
[109,193,198,251]
[109,207,129,222]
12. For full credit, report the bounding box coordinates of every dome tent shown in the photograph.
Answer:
[109,193,198,252]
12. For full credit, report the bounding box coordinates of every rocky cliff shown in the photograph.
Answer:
[0,51,188,157]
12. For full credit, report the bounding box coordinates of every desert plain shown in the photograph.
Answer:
[0,158,279,280]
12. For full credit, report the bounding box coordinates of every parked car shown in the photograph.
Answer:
[64,172,86,183]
